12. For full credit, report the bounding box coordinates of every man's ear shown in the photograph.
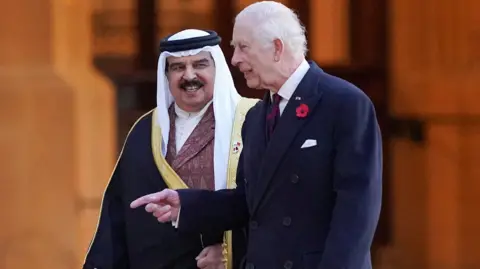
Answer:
[273,38,284,62]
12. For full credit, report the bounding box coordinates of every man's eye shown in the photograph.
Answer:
[195,63,208,68]
[171,66,183,71]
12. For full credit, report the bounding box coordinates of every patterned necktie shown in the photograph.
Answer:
[266,93,281,139]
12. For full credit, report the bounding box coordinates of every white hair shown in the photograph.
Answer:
[235,1,307,59]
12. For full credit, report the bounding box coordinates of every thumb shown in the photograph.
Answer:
[195,247,209,260]
[165,189,180,205]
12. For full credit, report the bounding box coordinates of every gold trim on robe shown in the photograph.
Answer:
[151,97,259,269]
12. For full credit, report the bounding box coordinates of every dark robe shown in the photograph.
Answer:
[83,105,247,269]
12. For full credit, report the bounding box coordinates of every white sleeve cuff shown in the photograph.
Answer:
[171,208,181,228]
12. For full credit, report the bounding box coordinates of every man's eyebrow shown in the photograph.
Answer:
[193,58,210,64]
[168,61,184,67]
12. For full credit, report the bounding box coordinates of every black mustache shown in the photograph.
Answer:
[180,79,205,90]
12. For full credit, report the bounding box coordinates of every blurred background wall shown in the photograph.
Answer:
[0,0,479,268]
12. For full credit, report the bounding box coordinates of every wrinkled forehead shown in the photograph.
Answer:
[231,23,255,46]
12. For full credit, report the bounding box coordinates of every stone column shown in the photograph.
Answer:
[0,0,116,267]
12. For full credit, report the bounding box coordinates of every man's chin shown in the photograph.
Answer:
[180,96,212,111]
[245,79,261,90]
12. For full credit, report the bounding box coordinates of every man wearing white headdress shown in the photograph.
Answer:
[83,29,257,269]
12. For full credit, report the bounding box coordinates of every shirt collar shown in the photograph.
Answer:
[174,100,213,119]
[271,59,310,101]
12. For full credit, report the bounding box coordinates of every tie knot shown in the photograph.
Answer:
[272,93,281,104]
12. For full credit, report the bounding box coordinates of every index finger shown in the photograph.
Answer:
[130,191,166,208]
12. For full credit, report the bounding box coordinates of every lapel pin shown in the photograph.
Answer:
[295,96,301,100]
[232,141,241,153]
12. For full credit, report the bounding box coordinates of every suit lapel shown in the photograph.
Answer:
[245,93,270,208]
[171,105,215,169]
[253,93,270,163]
[251,64,324,214]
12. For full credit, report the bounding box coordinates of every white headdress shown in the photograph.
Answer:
[155,29,241,190]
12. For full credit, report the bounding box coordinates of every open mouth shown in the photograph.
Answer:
[180,80,204,93]
[183,85,202,92]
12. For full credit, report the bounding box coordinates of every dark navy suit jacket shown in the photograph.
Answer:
[177,61,383,269]
[83,112,247,269]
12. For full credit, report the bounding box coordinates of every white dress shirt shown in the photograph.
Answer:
[271,59,310,115]
[173,100,212,153]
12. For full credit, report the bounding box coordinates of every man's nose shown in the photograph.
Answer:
[183,66,196,80]
[231,47,240,66]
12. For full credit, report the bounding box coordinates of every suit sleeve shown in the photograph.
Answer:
[83,157,129,269]
[176,120,250,235]
[319,90,383,269]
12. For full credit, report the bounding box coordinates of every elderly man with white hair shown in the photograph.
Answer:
[83,29,257,269]
[132,2,383,269]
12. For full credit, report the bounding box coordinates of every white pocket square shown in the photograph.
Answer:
[301,139,317,149]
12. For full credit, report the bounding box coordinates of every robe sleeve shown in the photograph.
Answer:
[83,156,129,269]
[199,231,224,247]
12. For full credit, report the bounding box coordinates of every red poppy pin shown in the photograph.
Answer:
[296,103,309,118]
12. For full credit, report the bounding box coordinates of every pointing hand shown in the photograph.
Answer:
[130,189,181,223]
